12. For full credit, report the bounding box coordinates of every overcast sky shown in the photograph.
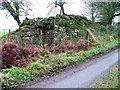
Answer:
[0,0,119,31]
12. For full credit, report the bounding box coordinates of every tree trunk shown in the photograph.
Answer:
[13,16,21,26]
[2,1,21,26]
[60,4,65,15]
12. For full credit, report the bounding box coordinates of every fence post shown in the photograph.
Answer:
[39,29,43,48]
[7,29,11,42]
[61,29,66,44]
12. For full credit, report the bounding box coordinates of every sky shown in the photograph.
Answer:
[0,0,119,31]
[0,0,85,30]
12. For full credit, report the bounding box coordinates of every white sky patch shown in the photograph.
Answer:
[29,0,83,18]
[92,0,118,2]
[114,16,120,22]
[0,10,18,31]
[0,0,84,30]
[0,0,119,31]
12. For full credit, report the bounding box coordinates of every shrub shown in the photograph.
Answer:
[65,41,74,51]
[36,48,51,57]
[50,39,90,54]
[50,43,66,54]
[25,60,49,76]
[1,42,37,69]
[74,39,89,51]
[2,66,34,88]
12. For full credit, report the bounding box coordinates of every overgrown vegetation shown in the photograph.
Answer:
[0,14,119,89]
[0,34,119,88]
[11,15,93,46]
[91,65,118,88]
[1,42,36,69]
[0,0,119,88]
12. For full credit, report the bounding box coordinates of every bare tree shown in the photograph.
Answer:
[47,0,69,16]
[81,0,99,22]
[0,0,32,26]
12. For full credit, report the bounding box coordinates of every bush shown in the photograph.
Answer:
[25,60,49,76]
[50,43,66,54]
[65,41,74,51]
[50,39,90,54]
[2,66,34,88]
[74,39,89,51]
[1,42,37,69]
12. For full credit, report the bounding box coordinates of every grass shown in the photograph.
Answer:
[91,65,119,88]
[0,31,7,37]
[0,31,7,43]
[0,34,119,88]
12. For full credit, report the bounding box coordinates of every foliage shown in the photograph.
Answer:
[33,48,51,57]
[94,24,108,32]
[50,39,90,54]
[25,60,49,76]
[1,41,53,69]
[55,15,92,33]
[0,36,119,88]
[74,39,89,51]
[1,42,38,69]
[91,65,118,88]
[83,1,119,26]
[50,43,66,54]
[2,66,34,88]
[100,2,116,25]
[0,13,119,88]
[56,54,83,65]
[22,17,33,25]
[1,15,96,48]
[0,73,10,87]
[93,2,118,26]
[65,41,74,51]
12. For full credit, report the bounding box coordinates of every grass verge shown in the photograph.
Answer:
[0,35,119,89]
[91,65,118,88]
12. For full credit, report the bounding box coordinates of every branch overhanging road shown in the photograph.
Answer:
[26,49,119,88]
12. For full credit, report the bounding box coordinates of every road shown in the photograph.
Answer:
[26,49,119,88]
